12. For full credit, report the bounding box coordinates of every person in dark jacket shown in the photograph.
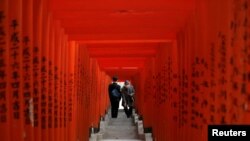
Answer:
[108,76,122,118]
[121,80,135,118]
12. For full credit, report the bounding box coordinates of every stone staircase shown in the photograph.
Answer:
[89,109,153,141]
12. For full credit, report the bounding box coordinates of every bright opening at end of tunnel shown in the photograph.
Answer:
[117,81,125,110]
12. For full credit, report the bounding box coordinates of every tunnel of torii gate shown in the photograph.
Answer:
[0,0,250,141]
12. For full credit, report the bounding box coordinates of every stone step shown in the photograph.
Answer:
[105,125,137,130]
[101,139,143,141]
[91,109,147,141]
[100,139,143,141]
[108,119,135,126]
[103,126,138,139]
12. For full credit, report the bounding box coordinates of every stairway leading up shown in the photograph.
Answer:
[89,109,153,141]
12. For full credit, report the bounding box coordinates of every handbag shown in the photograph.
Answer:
[111,88,121,97]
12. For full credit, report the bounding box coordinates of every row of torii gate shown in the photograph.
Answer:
[0,0,250,141]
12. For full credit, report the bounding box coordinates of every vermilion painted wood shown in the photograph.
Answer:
[53,20,61,141]
[49,0,195,42]
[58,27,64,141]
[60,25,66,141]
[0,1,10,141]
[9,0,25,140]
[22,0,34,140]
[64,37,69,141]
[68,41,76,141]
[73,44,80,141]
[33,1,43,141]
[48,18,55,141]
[41,1,50,140]
[246,0,250,123]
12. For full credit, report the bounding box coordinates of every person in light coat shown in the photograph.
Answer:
[121,80,135,118]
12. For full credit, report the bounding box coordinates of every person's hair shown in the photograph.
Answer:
[124,80,130,85]
[112,76,118,82]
